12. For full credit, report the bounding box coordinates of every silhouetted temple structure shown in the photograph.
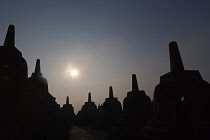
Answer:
[92,103,104,129]
[77,93,97,126]
[28,59,55,101]
[112,74,152,139]
[0,25,27,84]
[94,86,122,130]
[0,25,68,140]
[98,103,103,111]
[102,86,122,129]
[139,42,210,140]
[61,96,76,128]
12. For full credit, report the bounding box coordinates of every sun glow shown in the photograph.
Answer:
[70,69,78,77]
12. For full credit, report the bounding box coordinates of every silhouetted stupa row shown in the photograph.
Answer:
[1,25,210,140]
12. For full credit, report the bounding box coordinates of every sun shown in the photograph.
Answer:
[70,69,79,78]
[65,65,80,79]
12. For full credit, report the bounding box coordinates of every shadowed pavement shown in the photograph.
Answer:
[70,126,109,140]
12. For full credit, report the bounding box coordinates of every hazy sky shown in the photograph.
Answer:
[0,0,209,113]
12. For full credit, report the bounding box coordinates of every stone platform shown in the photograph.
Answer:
[70,126,109,140]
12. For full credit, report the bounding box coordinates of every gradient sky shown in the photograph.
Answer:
[0,0,209,113]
